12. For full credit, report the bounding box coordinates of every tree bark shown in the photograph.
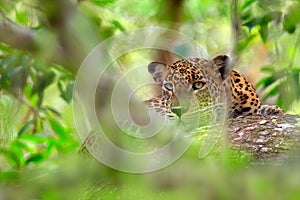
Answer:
[227,114,300,164]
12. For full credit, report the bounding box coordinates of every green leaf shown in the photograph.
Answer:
[45,140,54,157]
[44,106,62,117]
[241,10,252,21]
[19,134,46,143]
[283,3,300,34]
[49,118,68,140]
[0,56,16,78]
[243,17,259,32]
[241,0,256,10]
[0,54,31,94]
[15,10,29,25]
[291,68,300,73]
[9,142,25,168]
[52,64,74,78]
[260,23,268,43]
[255,76,273,88]
[237,35,256,52]
[262,85,279,101]
[58,80,74,103]
[25,154,44,164]
[259,11,281,42]
[18,120,34,136]
[31,67,56,106]
[112,20,125,32]
[90,0,115,7]
[260,66,274,73]
[283,19,296,34]
[243,11,281,41]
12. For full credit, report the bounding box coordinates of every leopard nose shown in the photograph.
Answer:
[171,107,188,117]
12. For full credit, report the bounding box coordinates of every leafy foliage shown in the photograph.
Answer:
[238,0,300,110]
[0,2,79,169]
[256,66,300,110]
[0,0,300,199]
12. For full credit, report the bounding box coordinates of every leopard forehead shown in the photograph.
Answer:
[165,58,210,85]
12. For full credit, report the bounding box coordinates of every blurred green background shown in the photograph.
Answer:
[0,0,300,199]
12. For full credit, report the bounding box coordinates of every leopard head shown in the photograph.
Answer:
[146,55,231,118]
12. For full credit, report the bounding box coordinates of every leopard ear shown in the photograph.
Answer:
[212,55,231,80]
[148,62,170,85]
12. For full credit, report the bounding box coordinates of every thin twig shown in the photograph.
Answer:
[230,0,241,70]
[18,93,39,134]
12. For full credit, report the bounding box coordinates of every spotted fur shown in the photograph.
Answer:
[145,55,277,118]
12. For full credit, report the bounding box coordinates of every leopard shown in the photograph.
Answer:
[144,55,283,119]
[79,55,283,156]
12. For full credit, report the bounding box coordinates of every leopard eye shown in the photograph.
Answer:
[163,82,174,91]
[192,81,205,90]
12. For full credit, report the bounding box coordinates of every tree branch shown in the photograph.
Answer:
[228,114,300,164]
[0,20,36,51]
[230,0,241,69]
[0,20,76,73]
[0,0,100,74]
